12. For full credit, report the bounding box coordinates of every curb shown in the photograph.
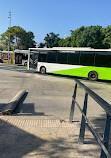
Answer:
[2,90,26,115]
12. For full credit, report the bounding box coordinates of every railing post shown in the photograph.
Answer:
[100,114,111,158]
[78,92,88,144]
[69,83,77,122]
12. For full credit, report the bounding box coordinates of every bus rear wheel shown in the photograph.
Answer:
[88,71,98,81]
[40,66,46,74]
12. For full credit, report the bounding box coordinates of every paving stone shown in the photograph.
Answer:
[0,115,104,158]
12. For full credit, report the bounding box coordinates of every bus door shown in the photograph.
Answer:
[29,52,39,69]
[15,53,22,64]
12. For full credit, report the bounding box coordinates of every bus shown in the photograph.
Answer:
[14,50,28,66]
[28,47,111,81]
[0,50,28,65]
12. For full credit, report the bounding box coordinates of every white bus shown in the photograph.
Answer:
[28,47,111,81]
[14,49,29,66]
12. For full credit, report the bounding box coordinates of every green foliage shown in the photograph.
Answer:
[44,32,60,48]
[70,26,104,48]
[38,42,45,48]
[56,25,111,49]
[2,25,111,50]
[58,37,71,47]
[101,26,111,48]
[1,26,36,50]
[42,26,108,49]
[18,31,36,49]
[71,26,85,47]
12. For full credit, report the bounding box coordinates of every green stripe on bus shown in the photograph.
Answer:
[49,66,111,80]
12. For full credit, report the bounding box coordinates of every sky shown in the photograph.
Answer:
[0,0,111,46]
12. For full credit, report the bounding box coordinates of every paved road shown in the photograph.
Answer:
[0,64,108,119]
[0,64,111,157]
[0,64,26,71]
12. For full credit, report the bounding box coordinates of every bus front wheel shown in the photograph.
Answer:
[40,66,46,74]
[24,62,27,66]
[88,71,98,81]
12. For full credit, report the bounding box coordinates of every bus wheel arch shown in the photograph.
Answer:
[88,71,98,81]
[40,66,46,74]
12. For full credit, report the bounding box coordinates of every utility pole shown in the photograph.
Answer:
[8,11,11,63]
[8,11,11,27]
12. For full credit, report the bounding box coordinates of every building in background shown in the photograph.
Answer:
[0,51,14,63]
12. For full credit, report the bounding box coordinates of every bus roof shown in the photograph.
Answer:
[29,47,91,51]
[29,47,111,52]
[14,49,29,54]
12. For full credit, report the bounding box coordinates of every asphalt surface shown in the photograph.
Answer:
[0,63,111,157]
[0,63,111,120]
[0,64,111,130]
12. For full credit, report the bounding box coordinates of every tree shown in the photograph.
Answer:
[70,26,104,48]
[58,37,71,47]
[38,42,45,48]
[81,26,104,48]
[0,26,36,50]
[44,32,60,48]
[70,26,85,47]
[101,26,111,48]
[18,31,36,49]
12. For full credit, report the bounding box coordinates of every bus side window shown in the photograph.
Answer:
[80,51,95,66]
[57,52,68,64]
[38,54,47,62]
[95,51,111,67]
[47,51,58,63]
[68,51,80,65]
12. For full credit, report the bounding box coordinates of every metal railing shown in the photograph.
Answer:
[69,79,111,158]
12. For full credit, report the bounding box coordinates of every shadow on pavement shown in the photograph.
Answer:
[13,92,46,116]
[14,103,46,116]
[0,118,46,158]
[0,117,102,158]
[0,103,9,113]
[88,113,111,153]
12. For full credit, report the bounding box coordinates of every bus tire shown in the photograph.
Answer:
[88,71,98,81]
[40,66,46,74]
[24,62,27,66]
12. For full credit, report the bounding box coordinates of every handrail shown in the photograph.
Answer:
[75,79,111,116]
[69,79,111,158]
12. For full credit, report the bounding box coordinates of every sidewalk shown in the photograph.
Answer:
[0,115,100,158]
